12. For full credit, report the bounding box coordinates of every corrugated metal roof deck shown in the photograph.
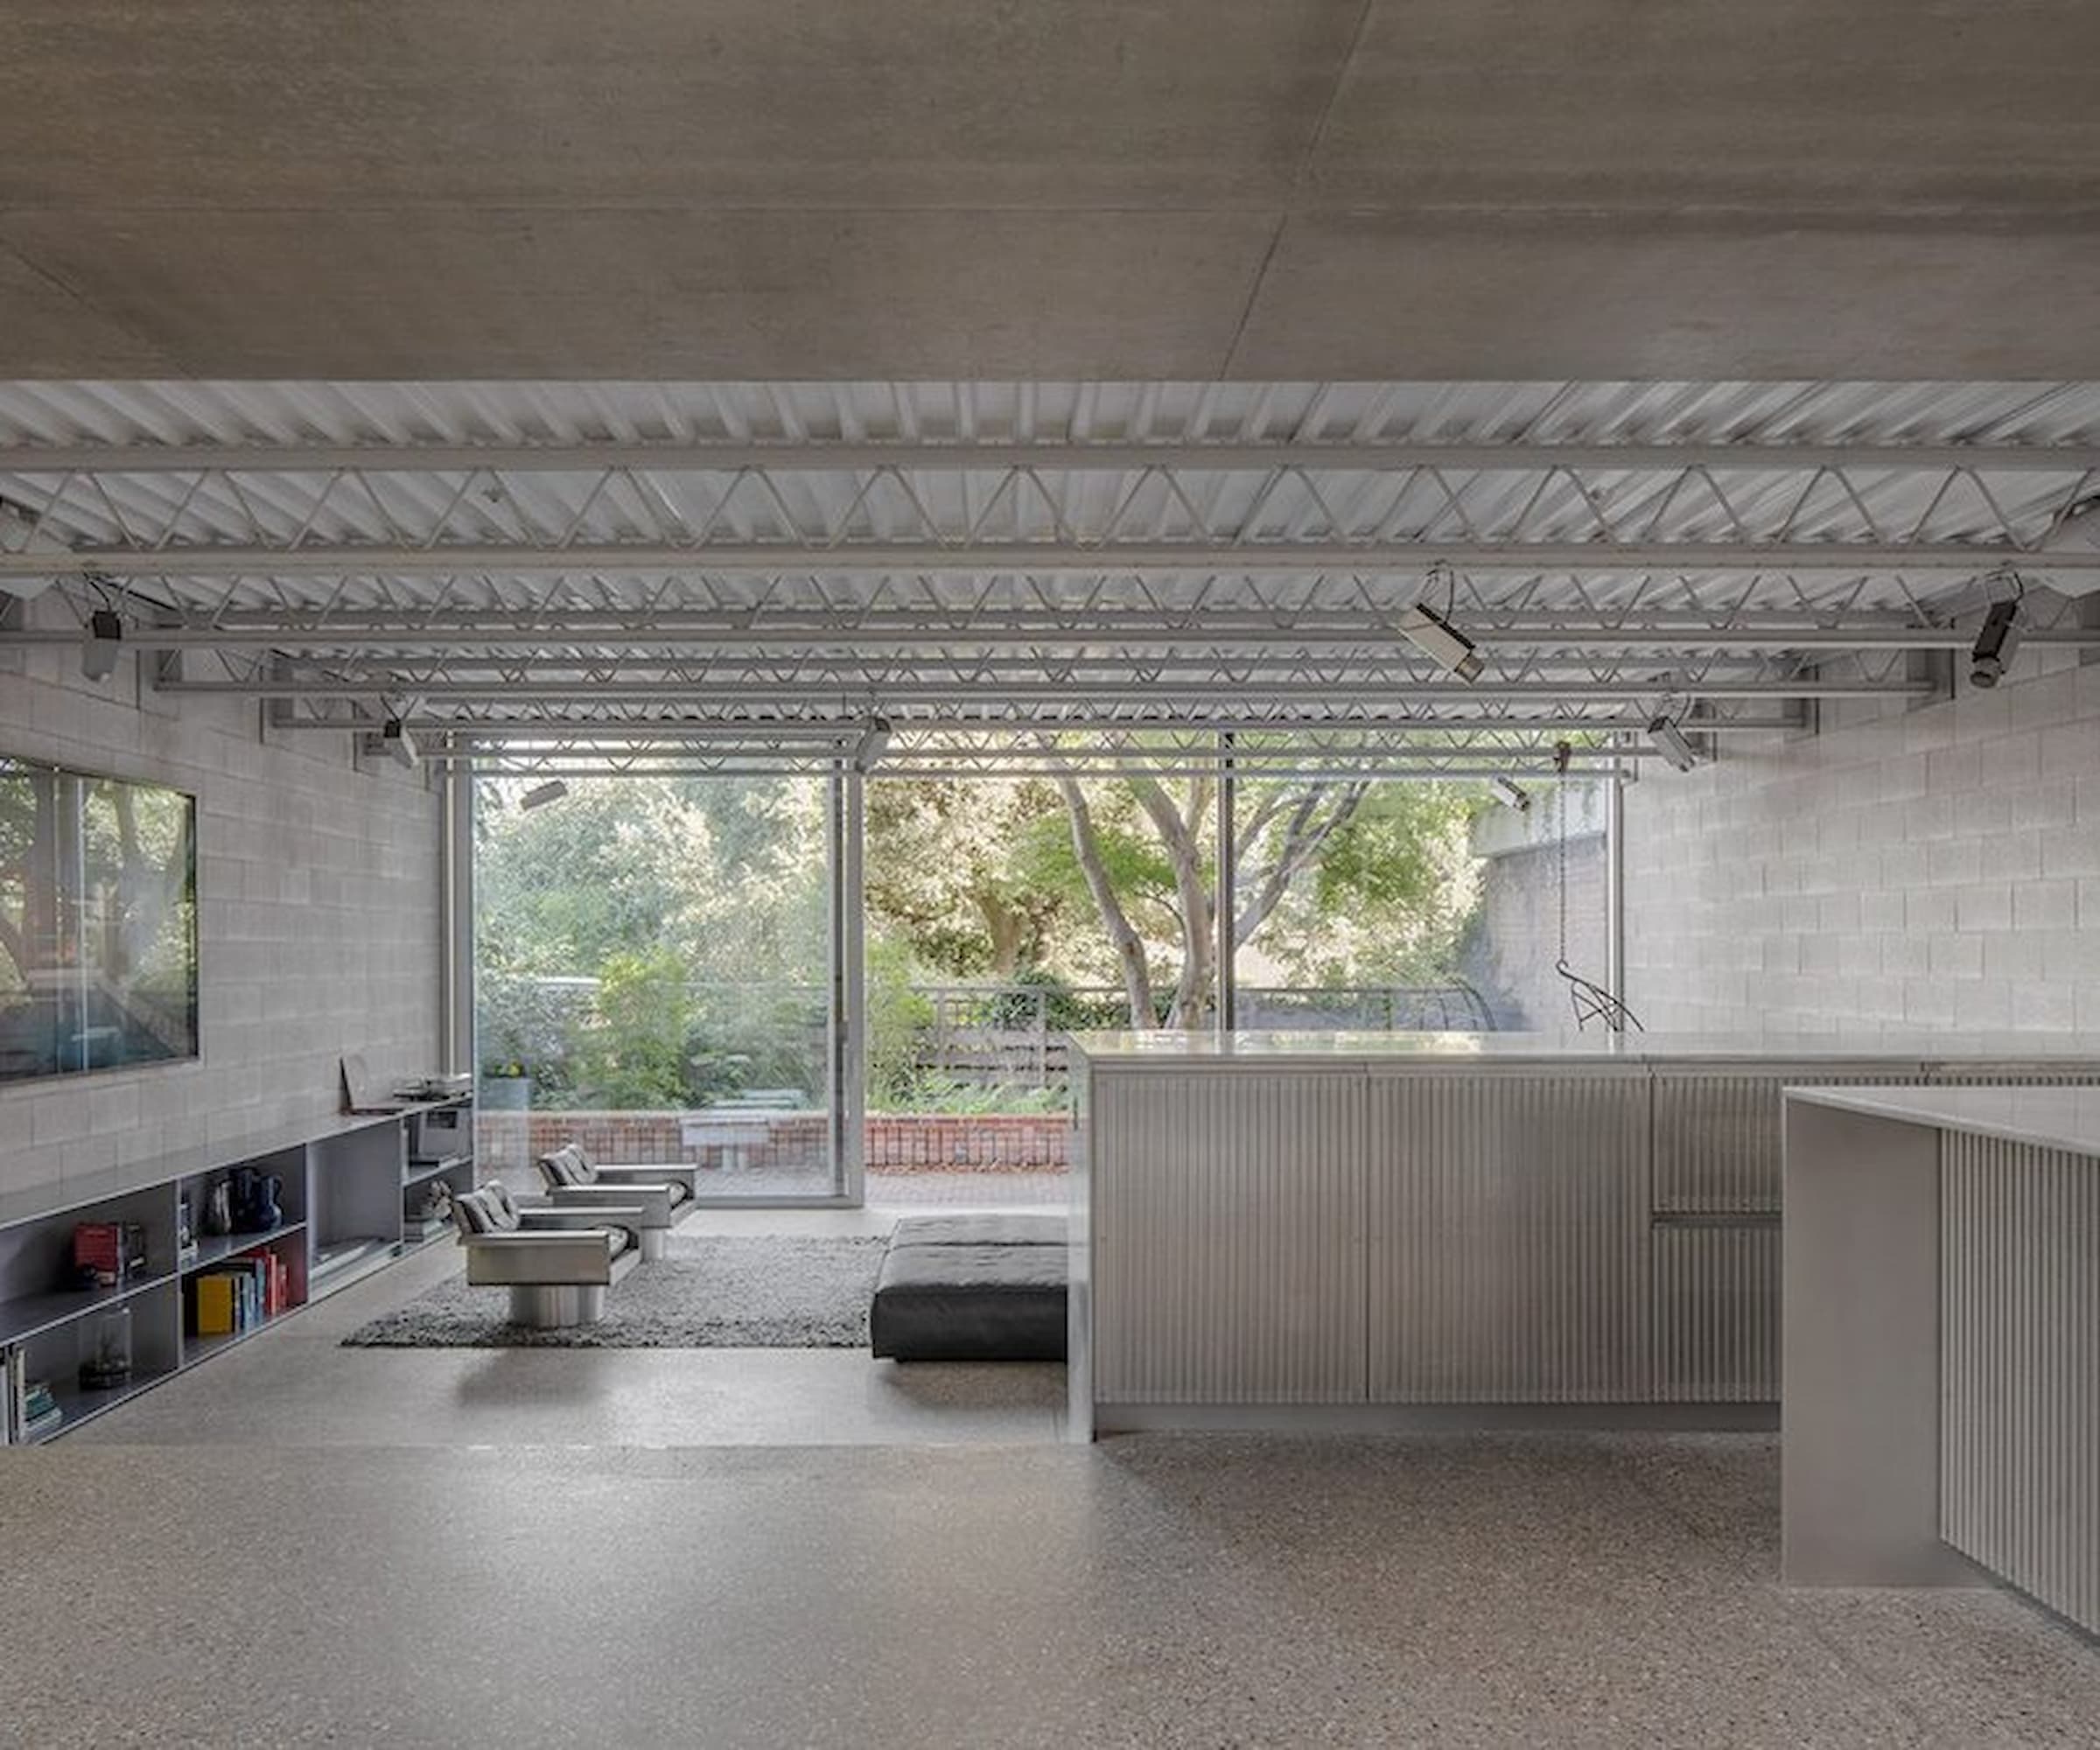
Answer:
[2,381,2096,748]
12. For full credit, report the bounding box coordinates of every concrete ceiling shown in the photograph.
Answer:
[4,2,2099,380]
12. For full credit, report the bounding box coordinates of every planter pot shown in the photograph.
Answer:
[479,1074,534,1112]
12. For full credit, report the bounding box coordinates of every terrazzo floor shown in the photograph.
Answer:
[9,1434,2100,1746]
[15,1208,2100,1746]
[68,1201,1068,1448]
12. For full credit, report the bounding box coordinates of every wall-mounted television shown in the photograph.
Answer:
[0,756,200,1084]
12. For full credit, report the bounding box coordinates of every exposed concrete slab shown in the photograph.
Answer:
[0,239,174,375]
[1230,215,2100,380]
[0,1,1363,209]
[0,207,1278,379]
[1314,1,2100,214]
[3,0,2097,377]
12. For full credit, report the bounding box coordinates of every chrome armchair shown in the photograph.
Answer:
[536,1144,697,1261]
[449,1180,644,1328]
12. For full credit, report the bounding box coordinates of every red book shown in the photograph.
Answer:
[74,1222,125,1287]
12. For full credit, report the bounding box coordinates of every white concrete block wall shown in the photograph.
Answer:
[1625,645,2100,1034]
[0,602,443,1197]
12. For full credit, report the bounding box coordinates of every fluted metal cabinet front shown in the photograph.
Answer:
[1652,1064,1922,1213]
[1368,1067,1650,1402]
[1651,1222,1780,1400]
[1649,1063,1917,1402]
[1090,1068,1367,1404]
[1940,1132,2100,1636]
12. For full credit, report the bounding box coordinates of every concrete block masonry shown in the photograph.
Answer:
[1626,648,2100,1034]
[0,593,442,1199]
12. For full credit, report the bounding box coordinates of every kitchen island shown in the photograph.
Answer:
[1065,1031,2100,1440]
[1782,1084,2100,1634]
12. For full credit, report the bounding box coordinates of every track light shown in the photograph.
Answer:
[1490,777,1531,812]
[851,716,892,774]
[1397,603,1485,682]
[1970,598,2023,690]
[1648,713,1702,774]
[520,778,569,810]
[378,717,419,769]
[80,608,122,682]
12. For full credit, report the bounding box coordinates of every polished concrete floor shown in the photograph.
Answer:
[72,1203,1068,1448]
[15,1211,2100,1746]
[10,1434,2100,1747]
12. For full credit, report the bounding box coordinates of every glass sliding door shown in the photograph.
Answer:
[1227,746,1616,1034]
[1229,765,1492,1031]
[472,769,845,1202]
[858,757,1216,1207]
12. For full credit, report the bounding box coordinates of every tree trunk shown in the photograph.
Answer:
[1233,781,1371,950]
[977,894,1025,976]
[1125,774,1214,1028]
[1052,774,1156,1026]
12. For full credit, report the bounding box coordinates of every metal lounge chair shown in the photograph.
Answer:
[535,1143,698,1262]
[448,1180,644,1328]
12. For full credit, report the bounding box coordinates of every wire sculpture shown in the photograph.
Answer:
[1550,740,1644,1032]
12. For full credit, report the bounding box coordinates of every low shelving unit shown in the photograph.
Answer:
[0,1097,471,1443]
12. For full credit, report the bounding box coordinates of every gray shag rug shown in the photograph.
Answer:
[340,1234,888,1349]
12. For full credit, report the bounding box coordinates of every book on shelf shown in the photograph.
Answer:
[18,1368,61,1438]
[191,1248,288,1338]
[73,1220,149,1289]
[192,1272,237,1337]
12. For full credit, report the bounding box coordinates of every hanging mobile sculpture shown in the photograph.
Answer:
[1550,741,1644,1032]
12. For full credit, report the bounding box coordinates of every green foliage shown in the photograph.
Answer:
[1009,796,1174,910]
[894,1074,1066,1116]
[570,947,694,1109]
[983,966,1130,1032]
[476,775,830,1110]
[476,762,1498,1117]
[864,777,1070,976]
[475,969,589,1103]
[864,934,936,1110]
[687,984,827,1107]
[1240,782,1487,986]
[1311,788,1465,914]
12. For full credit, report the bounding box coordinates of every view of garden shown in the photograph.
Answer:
[479,766,1487,1087]
[471,754,1578,1196]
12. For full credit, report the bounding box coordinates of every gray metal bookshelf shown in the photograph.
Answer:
[0,1098,472,1444]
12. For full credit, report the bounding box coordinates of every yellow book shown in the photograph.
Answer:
[194,1274,237,1337]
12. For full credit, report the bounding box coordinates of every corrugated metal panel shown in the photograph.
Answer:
[2,379,2096,620]
[1941,1132,2100,1636]
[1651,1222,1780,1401]
[1368,1068,1648,1403]
[4,379,2097,452]
[1090,1068,1365,1404]
[1653,1066,1926,1213]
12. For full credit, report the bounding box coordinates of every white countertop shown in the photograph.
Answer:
[1067,1029,2100,1068]
[1785,1084,2100,1157]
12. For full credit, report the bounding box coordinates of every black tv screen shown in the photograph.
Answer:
[0,757,200,1083]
